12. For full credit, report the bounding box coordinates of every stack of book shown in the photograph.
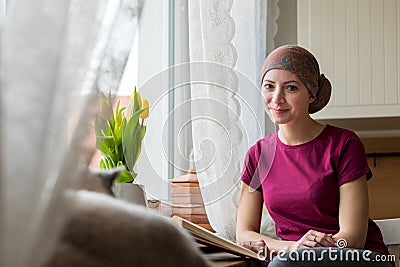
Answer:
[170,170,212,231]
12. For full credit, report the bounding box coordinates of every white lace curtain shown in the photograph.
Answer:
[188,0,278,241]
[0,0,140,266]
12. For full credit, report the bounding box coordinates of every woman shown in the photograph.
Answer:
[236,45,393,266]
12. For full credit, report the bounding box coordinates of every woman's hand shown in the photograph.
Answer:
[284,230,336,251]
[237,239,266,254]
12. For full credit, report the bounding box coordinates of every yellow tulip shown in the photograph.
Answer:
[134,92,142,112]
[130,86,137,100]
[140,99,149,119]
[130,87,142,112]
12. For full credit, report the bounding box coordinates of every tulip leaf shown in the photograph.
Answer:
[115,168,136,183]
[122,109,146,172]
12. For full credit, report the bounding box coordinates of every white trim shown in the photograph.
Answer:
[311,104,400,120]
[134,0,170,201]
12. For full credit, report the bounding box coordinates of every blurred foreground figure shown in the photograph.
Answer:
[44,169,210,267]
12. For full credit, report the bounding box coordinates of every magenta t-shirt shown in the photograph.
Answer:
[241,125,388,255]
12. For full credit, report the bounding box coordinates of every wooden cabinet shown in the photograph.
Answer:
[297,0,400,119]
[362,137,400,220]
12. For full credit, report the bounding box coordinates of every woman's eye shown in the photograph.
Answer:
[263,84,274,90]
[286,85,298,92]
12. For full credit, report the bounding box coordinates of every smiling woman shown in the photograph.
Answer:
[236,45,394,267]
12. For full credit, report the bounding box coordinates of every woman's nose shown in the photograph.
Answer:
[271,88,285,104]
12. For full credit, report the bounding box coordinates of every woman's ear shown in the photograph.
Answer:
[308,96,315,104]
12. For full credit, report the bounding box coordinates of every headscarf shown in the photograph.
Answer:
[261,45,331,114]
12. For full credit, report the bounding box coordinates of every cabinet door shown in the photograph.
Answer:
[297,0,400,119]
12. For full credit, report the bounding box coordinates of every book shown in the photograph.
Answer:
[171,215,261,260]
[171,183,202,193]
[171,193,204,204]
[171,205,206,214]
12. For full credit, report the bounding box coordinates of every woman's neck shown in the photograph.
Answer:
[277,118,325,146]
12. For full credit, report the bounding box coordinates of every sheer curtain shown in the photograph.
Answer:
[188,0,278,241]
[0,0,140,266]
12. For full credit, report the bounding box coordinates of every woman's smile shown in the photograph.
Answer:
[269,107,289,115]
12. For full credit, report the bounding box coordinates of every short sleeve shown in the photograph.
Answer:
[337,132,372,186]
[241,145,262,192]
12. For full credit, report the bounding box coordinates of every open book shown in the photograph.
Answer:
[171,215,261,260]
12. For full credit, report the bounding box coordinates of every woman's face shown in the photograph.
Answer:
[262,69,314,125]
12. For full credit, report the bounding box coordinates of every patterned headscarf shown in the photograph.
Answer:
[261,45,331,114]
